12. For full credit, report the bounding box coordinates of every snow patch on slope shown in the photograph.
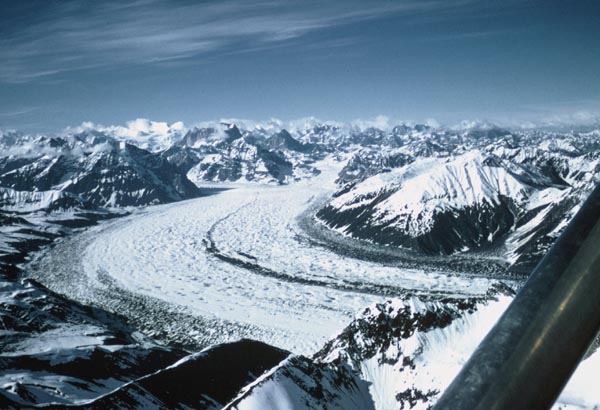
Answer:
[0,187,86,212]
[331,153,529,237]
[70,119,186,152]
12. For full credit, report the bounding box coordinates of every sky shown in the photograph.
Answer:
[1,0,599,132]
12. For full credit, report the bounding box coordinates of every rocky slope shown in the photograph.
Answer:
[0,130,201,209]
[317,128,600,272]
[0,278,289,410]
[61,340,289,410]
[225,283,600,410]
[1,121,599,409]
[0,278,186,409]
[169,124,321,184]
[223,285,510,410]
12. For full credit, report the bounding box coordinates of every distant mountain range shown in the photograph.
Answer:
[2,123,599,271]
[1,120,599,409]
[317,128,600,272]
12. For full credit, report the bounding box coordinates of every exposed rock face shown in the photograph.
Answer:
[186,138,295,184]
[0,278,188,409]
[318,130,600,271]
[225,285,516,410]
[173,126,319,185]
[1,123,599,409]
[59,340,290,410]
[0,132,201,208]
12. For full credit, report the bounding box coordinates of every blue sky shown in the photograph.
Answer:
[1,0,599,132]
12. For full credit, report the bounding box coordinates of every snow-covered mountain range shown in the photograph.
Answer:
[224,283,600,410]
[179,125,321,185]
[1,120,599,409]
[0,277,291,409]
[317,127,600,272]
[0,129,200,209]
[6,121,598,273]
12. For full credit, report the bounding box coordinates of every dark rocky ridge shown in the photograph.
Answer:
[0,133,201,208]
[60,340,290,410]
[1,123,599,409]
[317,129,600,272]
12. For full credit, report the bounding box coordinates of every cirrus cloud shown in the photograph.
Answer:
[0,0,480,83]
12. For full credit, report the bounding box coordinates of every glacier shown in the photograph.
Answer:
[2,121,600,409]
[25,158,499,354]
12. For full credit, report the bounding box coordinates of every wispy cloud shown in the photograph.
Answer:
[507,98,600,129]
[0,106,40,117]
[0,0,477,83]
[421,27,522,42]
[533,110,600,129]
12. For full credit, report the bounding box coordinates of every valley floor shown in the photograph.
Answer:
[25,159,498,354]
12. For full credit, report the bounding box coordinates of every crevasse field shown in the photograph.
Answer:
[26,159,496,354]
[21,156,600,409]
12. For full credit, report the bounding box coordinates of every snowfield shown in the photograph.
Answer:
[329,152,529,237]
[26,159,498,354]
[5,122,600,409]
[224,294,600,410]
